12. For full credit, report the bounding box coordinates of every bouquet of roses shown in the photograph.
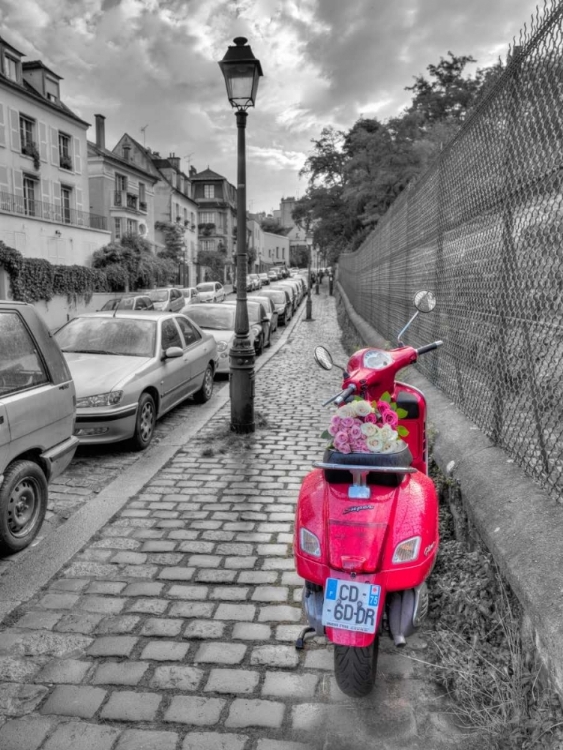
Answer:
[321,392,409,455]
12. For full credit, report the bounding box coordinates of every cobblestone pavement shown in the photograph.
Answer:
[0,286,467,750]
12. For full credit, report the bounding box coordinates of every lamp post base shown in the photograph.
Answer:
[229,337,256,434]
[306,294,313,320]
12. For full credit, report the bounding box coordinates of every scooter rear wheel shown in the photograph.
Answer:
[334,637,379,697]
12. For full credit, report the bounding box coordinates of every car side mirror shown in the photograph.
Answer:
[164,346,183,359]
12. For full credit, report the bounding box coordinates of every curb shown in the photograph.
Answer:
[0,301,307,623]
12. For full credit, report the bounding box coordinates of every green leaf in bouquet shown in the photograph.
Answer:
[397,425,409,437]
[379,391,392,403]
[320,430,332,440]
[396,408,408,419]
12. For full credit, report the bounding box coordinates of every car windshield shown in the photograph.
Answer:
[147,290,169,302]
[245,304,262,323]
[100,299,120,311]
[186,307,235,330]
[267,291,286,304]
[56,317,156,357]
[197,283,214,292]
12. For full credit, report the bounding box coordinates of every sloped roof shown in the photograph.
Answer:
[87,140,158,181]
[192,167,226,181]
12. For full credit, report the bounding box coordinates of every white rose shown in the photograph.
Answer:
[380,424,394,439]
[366,435,384,452]
[338,404,353,417]
[354,400,374,418]
[361,422,377,437]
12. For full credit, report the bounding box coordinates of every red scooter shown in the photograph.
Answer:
[294,291,443,697]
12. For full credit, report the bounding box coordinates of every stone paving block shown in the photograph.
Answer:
[215,603,256,621]
[158,566,196,581]
[149,553,185,565]
[224,556,258,569]
[0,656,41,681]
[92,538,140,550]
[225,698,285,729]
[250,645,299,668]
[0,683,48,715]
[49,578,90,592]
[258,606,302,622]
[168,530,199,540]
[150,664,204,691]
[169,601,215,619]
[16,611,63,630]
[0,716,55,750]
[91,661,149,685]
[258,523,291,533]
[169,584,209,599]
[238,571,278,585]
[303,649,333,671]
[78,549,113,562]
[127,597,169,614]
[101,690,161,721]
[43,721,120,750]
[196,569,238,583]
[183,619,225,639]
[181,732,248,750]
[190,520,223,530]
[262,672,319,699]
[37,593,79,609]
[262,559,294,570]
[232,622,271,641]
[216,543,254,556]
[0,631,92,658]
[86,581,128,595]
[87,636,137,656]
[291,703,328,732]
[116,729,179,750]
[256,544,288,556]
[79,596,126,614]
[188,555,223,568]
[40,685,106,718]
[202,531,235,541]
[194,642,246,665]
[141,618,183,637]
[122,582,164,596]
[164,695,225,726]
[121,564,159,578]
[204,668,260,694]
[36,658,91,684]
[281,572,303,586]
[96,615,140,634]
[210,586,250,601]
[256,741,313,750]
[111,551,148,565]
[141,640,189,661]
[179,541,216,553]
[55,612,104,634]
[236,532,271,543]
[251,586,289,602]
[275,625,303,643]
[224,522,255,531]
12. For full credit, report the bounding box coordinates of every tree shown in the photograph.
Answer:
[259,217,289,236]
[155,221,185,264]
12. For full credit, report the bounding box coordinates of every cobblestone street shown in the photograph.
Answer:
[0,287,466,750]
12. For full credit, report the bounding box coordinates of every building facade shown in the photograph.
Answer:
[0,36,109,268]
[191,168,236,283]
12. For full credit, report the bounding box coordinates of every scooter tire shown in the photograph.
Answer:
[334,637,379,697]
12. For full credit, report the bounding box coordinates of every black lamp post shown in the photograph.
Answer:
[219,37,263,434]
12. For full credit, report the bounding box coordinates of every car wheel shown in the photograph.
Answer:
[255,334,264,356]
[0,460,48,555]
[131,392,156,451]
[194,364,214,403]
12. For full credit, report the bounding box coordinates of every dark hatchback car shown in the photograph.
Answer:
[100,295,155,311]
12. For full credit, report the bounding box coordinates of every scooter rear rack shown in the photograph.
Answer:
[313,462,416,499]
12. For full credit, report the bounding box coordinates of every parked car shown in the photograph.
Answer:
[272,282,298,314]
[249,294,278,334]
[100,295,155,312]
[196,282,226,303]
[254,287,292,325]
[55,311,218,450]
[181,288,200,308]
[248,274,262,290]
[146,288,185,312]
[232,276,254,293]
[258,273,270,286]
[183,304,255,375]
[267,269,280,283]
[0,301,79,553]
[224,299,270,354]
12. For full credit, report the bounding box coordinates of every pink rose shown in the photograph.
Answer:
[364,412,378,424]
[349,423,363,440]
[352,439,368,453]
[341,416,355,429]
[328,415,342,436]
[334,431,351,453]
[338,442,352,454]
[382,410,399,428]
[377,401,391,414]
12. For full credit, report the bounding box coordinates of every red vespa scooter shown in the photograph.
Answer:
[294,291,443,697]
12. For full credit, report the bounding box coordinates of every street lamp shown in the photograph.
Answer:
[219,37,263,434]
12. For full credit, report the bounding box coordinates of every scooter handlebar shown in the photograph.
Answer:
[416,340,443,356]
[322,384,356,407]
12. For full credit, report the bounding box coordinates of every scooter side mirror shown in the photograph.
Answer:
[314,346,333,370]
[414,290,436,313]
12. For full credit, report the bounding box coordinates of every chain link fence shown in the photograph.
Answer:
[338,1,563,499]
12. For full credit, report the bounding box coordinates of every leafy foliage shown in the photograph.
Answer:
[259,217,290,236]
[197,249,226,282]
[155,221,185,264]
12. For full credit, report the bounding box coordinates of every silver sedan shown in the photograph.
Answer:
[55,311,218,450]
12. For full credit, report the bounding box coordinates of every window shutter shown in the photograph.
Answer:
[73,137,82,174]
[0,166,9,211]
[41,178,51,220]
[39,121,48,162]
[50,126,58,165]
[0,103,6,147]
[53,181,61,222]
[9,108,20,152]
[13,170,23,199]
[75,186,83,224]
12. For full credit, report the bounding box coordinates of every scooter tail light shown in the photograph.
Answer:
[300,528,321,558]
[392,536,421,564]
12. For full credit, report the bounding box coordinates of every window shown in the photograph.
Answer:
[61,186,72,224]
[59,133,72,170]
[115,174,127,192]
[139,182,146,203]
[19,116,34,151]
[4,55,18,82]
[127,219,137,234]
[127,194,137,210]
[161,319,182,350]
[0,312,48,395]
[114,218,122,239]
[204,185,215,198]
[177,316,201,347]
[201,240,215,252]
[23,176,36,216]
[200,212,214,224]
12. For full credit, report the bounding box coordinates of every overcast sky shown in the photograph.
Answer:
[1,0,541,214]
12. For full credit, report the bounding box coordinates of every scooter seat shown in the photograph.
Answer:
[323,444,413,469]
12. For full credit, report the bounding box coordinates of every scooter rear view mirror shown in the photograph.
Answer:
[314,346,333,370]
[413,290,436,313]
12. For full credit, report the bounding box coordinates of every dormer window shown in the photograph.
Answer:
[3,54,18,82]
[204,185,215,198]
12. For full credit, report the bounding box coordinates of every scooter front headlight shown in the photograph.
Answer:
[300,528,321,558]
[392,536,421,563]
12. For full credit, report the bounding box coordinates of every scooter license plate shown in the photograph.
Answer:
[322,578,381,634]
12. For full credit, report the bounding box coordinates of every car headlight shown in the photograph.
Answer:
[217,341,228,352]
[300,528,321,557]
[76,390,124,408]
[392,536,421,563]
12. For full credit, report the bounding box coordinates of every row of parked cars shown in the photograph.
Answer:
[0,270,309,555]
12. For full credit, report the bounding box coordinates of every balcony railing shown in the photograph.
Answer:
[114,191,123,206]
[0,190,107,230]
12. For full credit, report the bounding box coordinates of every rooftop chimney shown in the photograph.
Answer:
[168,152,180,171]
[95,114,106,150]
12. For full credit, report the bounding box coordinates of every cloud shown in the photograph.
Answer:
[0,0,541,212]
